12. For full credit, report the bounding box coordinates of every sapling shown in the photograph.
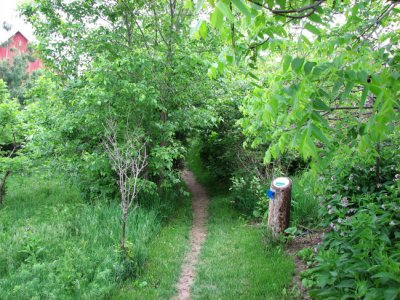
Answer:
[103,121,147,252]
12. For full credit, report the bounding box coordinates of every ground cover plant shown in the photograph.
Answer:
[0,174,179,299]
[300,140,400,299]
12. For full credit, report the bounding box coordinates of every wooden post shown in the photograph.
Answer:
[267,177,292,236]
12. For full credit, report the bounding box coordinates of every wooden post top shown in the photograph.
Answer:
[271,177,292,190]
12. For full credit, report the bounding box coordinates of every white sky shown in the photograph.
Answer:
[0,0,35,42]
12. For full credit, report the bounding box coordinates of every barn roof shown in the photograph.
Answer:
[0,30,28,45]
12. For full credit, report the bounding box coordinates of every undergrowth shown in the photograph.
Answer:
[0,174,165,299]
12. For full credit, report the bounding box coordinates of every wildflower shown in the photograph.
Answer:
[348,208,356,214]
[349,174,354,181]
[357,186,360,191]
[330,222,336,230]
[377,183,382,188]
[314,247,318,253]
[381,204,386,210]
[328,208,334,215]
[341,197,349,207]
[338,218,343,224]
[331,175,336,181]
[332,194,337,199]
[389,221,395,226]
[327,204,332,209]
[394,174,400,181]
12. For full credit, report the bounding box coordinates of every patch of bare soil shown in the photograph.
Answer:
[286,232,323,299]
[172,170,209,300]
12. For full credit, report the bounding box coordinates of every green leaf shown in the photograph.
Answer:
[312,98,330,111]
[231,0,251,18]
[282,55,292,72]
[341,82,354,100]
[311,124,329,144]
[199,20,208,39]
[360,85,369,108]
[210,7,224,29]
[291,57,304,73]
[216,1,234,21]
[304,61,316,75]
[304,23,321,36]
[308,13,323,24]
[184,0,193,9]
[264,148,272,164]
[384,288,398,300]
[332,79,343,96]
[248,72,259,80]
[311,111,329,127]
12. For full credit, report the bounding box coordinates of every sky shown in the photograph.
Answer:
[0,0,35,42]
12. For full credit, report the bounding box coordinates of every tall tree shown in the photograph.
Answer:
[21,0,219,198]
[195,0,400,171]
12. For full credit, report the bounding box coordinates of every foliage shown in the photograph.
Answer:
[290,172,320,227]
[112,185,192,300]
[195,0,400,170]
[300,140,400,299]
[20,0,219,200]
[0,174,162,299]
[230,175,266,217]
[304,196,400,299]
[0,49,40,104]
[0,80,30,203]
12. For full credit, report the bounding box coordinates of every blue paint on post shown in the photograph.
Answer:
[267,189,275,200]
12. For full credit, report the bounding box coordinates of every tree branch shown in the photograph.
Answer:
[247,0,325,19]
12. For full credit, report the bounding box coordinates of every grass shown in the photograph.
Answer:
[290,172,320,227]
[0,173,182,299]
[191,193,294,300]
[187,141,295,299]
[112,195,192,299]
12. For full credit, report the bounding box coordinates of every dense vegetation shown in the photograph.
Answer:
[0,0,399,299]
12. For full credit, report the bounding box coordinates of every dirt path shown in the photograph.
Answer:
[173,170,209,300]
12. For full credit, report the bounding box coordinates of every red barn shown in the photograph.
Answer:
[0,31,42,73]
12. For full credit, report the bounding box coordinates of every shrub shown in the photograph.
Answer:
[302,146,400,299]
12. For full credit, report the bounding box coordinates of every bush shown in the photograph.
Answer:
[230,175,267,218]
[302,146,400,299]
[305,193,400,299]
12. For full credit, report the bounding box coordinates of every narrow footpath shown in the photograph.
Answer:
[173,170,209,300]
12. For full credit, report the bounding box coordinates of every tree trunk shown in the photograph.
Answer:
[121,211,127,251]
[0,170,11,206]
[267,177,292,237]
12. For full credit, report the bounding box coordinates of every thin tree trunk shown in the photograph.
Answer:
[0,170,11,205]
[121,211,127,251]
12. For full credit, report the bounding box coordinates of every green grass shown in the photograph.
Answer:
[191,194,294,300]
[187,141,295,299]
[290,172,320,227]
[0,174,172,299]
[112,195,192,299]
